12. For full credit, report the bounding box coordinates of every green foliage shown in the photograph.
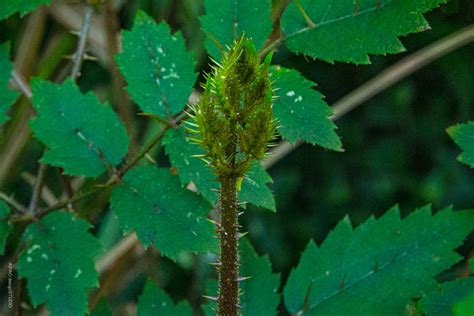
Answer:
[0,42,19,125]
[117,11,197,118]
[29,79,129,177]
[284,206,474,315]
[447,122,474,168]
[239,161,275,211]
[0,201,11,255]
[240,238,280,315]
[0,0,50,21]
[281,0,447,63]
[163,127,220,204]
[164,127,275,210]
[110,166,217,260]
[188,37,277,178]
[17,212,102,316]
[200,0,273,58]
[419,278,474,316]
[270,66,342,151]
[137,280,192,315]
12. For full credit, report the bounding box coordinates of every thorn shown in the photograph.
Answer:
[202,295,218,302]
[239,231,249,238]
[209,261,222,266]
[238,276,252,282]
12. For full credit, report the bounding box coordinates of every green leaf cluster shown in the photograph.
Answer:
[110,165,217,260]
[17,212,102,315]
[281,0,447,63]
[30,79,129,177]
[284,206,474,315]
[116,11,197,118]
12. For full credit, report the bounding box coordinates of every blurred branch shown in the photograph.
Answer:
[262,24,474,169]
[71,5,94,80]
[11,70,32,100]
[22,172,58,206]
[0,192,28,214]
[95,233,139,274]
[28,164,48,213]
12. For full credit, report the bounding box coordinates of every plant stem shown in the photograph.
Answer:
[218,175,239,316]
[71,5,93,81]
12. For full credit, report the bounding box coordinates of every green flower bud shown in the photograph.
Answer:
[187,37,277,179]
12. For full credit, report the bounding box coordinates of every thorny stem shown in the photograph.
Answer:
[70,5,93,81]
[218,177,240,315]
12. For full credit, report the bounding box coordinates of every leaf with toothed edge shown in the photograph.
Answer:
[284,205,474,315]
[447,121,474,168]
[17,212,102,316]
[117,11,197,118]
[270,66,342,151]
[163,127,220,204]
[0,201,12,255]
[200,0,273,59]
[281,0,448,64]
[29,79,129,177]
[239,161,276,211]
[0,0,51,21]
[110,166,217,260]
[137,280,193,315]
[164,128,276,210]
[240,238,280,315]
[0,42,20,125]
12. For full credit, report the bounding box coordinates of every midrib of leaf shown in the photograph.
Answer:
[122,183,201,239]
[59,111,109,170]
[143,37,171,117]
[285,0,392,40]
[302,217,456,313]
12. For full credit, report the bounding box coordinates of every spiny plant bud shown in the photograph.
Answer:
[187,37,277,179]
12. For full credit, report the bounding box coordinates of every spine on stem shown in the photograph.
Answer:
[186,36,277,315]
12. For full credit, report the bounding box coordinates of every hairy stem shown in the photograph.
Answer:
[218,175,239,316]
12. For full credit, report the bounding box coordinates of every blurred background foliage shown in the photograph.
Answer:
[0,0,473,314]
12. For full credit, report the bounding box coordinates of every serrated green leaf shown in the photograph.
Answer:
[17,212,102,316]
[200,0,273,58]
[447,122,474,168]
[29,79,129,177]
[117,11,197,118]
[163,127,220,204]
[0,201,12,255]
[419,278,474,316]
[281,0,447,64]
[0,0,50,21]
[284,206,474,315]
[138,280,193,316]
[270,66,342,151]
[90,298,113,316]
[163,128,276,210]
[239,161,276,211]
[0,42,20,125]
[110,166,217,260]
[240,238,280,315]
